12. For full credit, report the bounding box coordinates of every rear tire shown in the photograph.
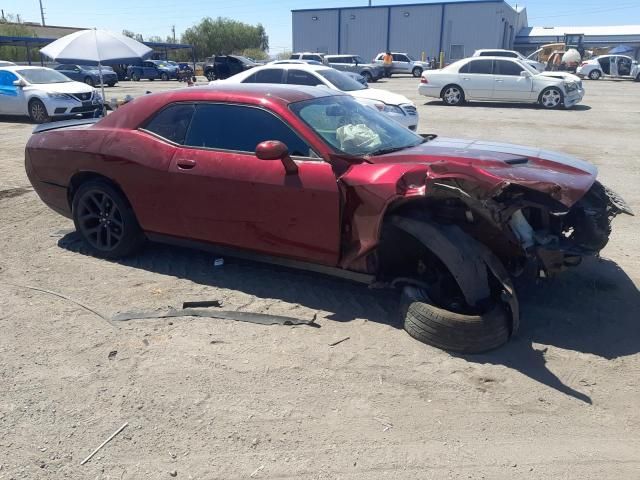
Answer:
[131,72,140,81]
[400,286,510,353]
[441,84,465,106]
[412,67,423,77]
[588,69,601,80]
[72,180,145,259]
[161,72,169,81]
[361,71,372,83]
[28,98,49,124]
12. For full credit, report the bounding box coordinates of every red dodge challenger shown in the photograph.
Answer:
[25,84,632,352]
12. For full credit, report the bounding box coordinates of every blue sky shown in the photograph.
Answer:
[3,0,640,54]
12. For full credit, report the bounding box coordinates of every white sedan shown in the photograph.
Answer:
[419,57,584,109]
[0,66,101,123]
[211,63,418,130]
[577,55,640,81]
[472,49,546,73]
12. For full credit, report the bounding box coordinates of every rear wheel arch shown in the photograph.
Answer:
[68,172,133,212]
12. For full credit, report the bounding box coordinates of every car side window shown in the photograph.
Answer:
[458,62,471,74]
[185,104,313,157]
[302,54,322,62]
[243,69,284,83]
[494,60,524,76]
[468,59,493,74]
[143,103,195,144]
[0,70,18,86]
[393,54,409,62]
[286,69,322,86]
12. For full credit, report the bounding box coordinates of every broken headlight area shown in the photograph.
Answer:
[508,181,632,276]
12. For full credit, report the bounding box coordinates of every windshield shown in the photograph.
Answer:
[318,69,366,92]
[291,96,423,156]
[17,68,72,84]
[234,56,254,65]
[354,56,365,64]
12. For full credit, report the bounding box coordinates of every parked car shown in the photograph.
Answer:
[0,60,16,67]
[214,63,418,130]
[203,55,258,81]
[472,49,546,72]
[290,52,325,63]
[53,64,118,87]
[576,55,640,81]
[0,66,101,123]
[373,52,430,77]
[419,57,584,109]
[127,60,177,82]
[166,60,194,81]
[269,59,323,66]
[25,84,631,352]
[324,54,384,83]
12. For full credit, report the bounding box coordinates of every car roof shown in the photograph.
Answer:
[475,49,517,53]
[253,63,332,72]
[99,83,344,129]
[326,54,356,57]
[0,65,51,72]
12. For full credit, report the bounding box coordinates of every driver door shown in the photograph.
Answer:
[0,70,25,115]
[169,102,341,266]
[392,54,411,73]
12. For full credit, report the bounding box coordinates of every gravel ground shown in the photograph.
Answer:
[0,76,639,479]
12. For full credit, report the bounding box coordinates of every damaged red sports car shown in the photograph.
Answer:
[25,84,633,352]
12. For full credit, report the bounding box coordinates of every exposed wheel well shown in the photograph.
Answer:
[67,172,132,211]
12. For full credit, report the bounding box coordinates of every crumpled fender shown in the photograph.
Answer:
[390,215,520,335]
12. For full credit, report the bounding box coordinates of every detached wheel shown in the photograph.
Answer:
[28,98,49,124]
[412,66,423,77]
[539,87,563,109]
[588,69,601,80]
[400,286,510,353]
[72,180,145,259]
[441,85,464,106]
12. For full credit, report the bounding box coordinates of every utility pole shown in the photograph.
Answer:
[172,25,176,43]
[39,0,46,25]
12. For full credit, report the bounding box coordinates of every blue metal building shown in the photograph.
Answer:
[292,0,528,63]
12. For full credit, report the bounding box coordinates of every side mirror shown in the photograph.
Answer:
[520,70,533,78]
[12,78,27,87]
[255,140,298,175]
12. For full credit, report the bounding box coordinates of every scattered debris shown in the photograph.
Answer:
[373,417,393,432]
[250,465,264,477]
[169,470,177,477]
[329,336,350,347]
[112,308,319,327]
[80,422,128,465]
[2,282,109,322]
[108,351,118,360]
[182,300,223,309]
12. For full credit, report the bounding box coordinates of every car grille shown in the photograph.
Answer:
[401,104,417,116]
[72,92,93,102]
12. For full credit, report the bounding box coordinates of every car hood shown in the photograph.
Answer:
[350,87,413,106]
[368,137,597,207]
[537,71,581,82]
[26,81,95,94]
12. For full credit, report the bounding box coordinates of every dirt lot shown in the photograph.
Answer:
[1,77,639,479]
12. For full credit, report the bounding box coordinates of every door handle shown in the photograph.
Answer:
[495,79,504,82]
[177,159,196,170]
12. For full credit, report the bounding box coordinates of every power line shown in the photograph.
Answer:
[38,0,46,25]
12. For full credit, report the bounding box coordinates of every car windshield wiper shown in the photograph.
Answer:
[368,146,409,156]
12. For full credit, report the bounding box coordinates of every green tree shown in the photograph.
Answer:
[0,14,38,62]
[181,17,269,60]
[241,48,268,62]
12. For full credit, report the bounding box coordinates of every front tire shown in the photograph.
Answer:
[361,71,372,83]
[28,98,49,124]
[131,72,140,81]
[539,87,563,109]
[161,72,169,81]
[84,76,95,86]
[206,70,216,81]
[441,85,465,106]
[72,180,145,259]
[588,69,601,80]
[400,286,510,353]
[412,67,423,77]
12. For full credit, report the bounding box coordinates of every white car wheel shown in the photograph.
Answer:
[588,70,601,80]
[442,85,464,106]
[539,87,563,109]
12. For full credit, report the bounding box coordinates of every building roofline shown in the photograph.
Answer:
[292,0,510,13]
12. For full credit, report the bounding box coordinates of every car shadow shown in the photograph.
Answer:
[422,100,592,111]
[459,256,640,404]
[58,234,639,403]
[0,115,33,124]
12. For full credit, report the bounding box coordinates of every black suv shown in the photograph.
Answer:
[203,55,258,81]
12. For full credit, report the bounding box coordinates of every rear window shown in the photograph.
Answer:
[243,68,284,83]
[480,51,517,58]
[467,59,493,74]
[494,60,524,76]
[286,69,322,86]
[143,103,195,144]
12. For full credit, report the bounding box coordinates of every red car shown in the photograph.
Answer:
[25,84,632,352]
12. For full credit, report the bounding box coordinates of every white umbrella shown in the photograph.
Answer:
[40,29,153,115]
